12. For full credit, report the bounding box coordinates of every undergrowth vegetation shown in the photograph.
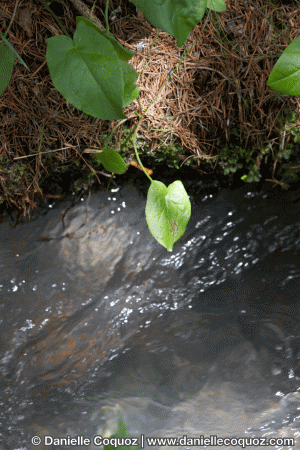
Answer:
[1,0,300,249]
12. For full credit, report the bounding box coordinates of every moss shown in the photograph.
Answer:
[217,128,262,180]
[213,108,300,186]
[267,109,300,187]
[148,142,185,170]
[0,157,32,206]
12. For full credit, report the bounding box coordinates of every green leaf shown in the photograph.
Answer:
[92,147,127,174]
[76,16,135,62]
[241,165,261,183]
[103,416,143,450]
[130,0,207,47]
[207,0,226,12]
[104,417,127,450]
[145,180,191,252]
[266,35,300,96]
[0,33,30,72]
[120,60,141,107]
[46,20,139,120]
[0,41,14,95]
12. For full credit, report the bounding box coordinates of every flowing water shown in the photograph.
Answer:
[1,181,300,450]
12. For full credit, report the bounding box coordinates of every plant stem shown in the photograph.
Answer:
[38,0,71,37]
[3,0,20,38]
[90,0,98,18]
[104,0,110,31]
[133,133,153,182]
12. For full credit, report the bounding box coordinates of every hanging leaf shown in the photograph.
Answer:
[145,180,191,251]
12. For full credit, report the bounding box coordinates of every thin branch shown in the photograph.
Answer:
[68,0,105,30]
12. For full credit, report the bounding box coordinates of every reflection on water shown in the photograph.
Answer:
[1,182,300,449]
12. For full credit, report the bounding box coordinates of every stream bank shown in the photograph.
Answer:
[1,0,300,213]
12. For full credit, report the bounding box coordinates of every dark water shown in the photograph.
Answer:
[1,182,300,450]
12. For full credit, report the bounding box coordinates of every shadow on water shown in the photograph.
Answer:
[1,180,300,449]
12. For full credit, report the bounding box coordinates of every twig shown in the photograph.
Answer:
[265,179,288,188]
[4,0,20,38]
[68,0,105,30]
[13,146,79,160]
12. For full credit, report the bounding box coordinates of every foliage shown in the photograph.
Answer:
[93,124,186,170]
[240,165,261,183]
[0,158,30,206]
[0,39,14,95]
[145,180,191,252]
[218,128,258,177]
[278,109,300,146]
[217,108,300,184]
[266,36,300,96]
[271,109,300,186]
[0,32,30,95]
[103,415,144,450]
[92,147,127,174]
[1,0,300,249]
[46,18,140,121]
[148,141,186,170]
[129,0,208,47]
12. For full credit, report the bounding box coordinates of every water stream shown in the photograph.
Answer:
[1,181,300,449]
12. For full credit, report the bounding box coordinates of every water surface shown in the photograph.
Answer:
[1,182,300,449]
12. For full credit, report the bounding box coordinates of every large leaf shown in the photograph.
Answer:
[92,147,127,174]
[46,20,139,120]
[0,40,14,95]
[130,0,207,47]
[76,16,135,62]
[145,180,191,252]
[75,17,140,108]
[267,35,300,96]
